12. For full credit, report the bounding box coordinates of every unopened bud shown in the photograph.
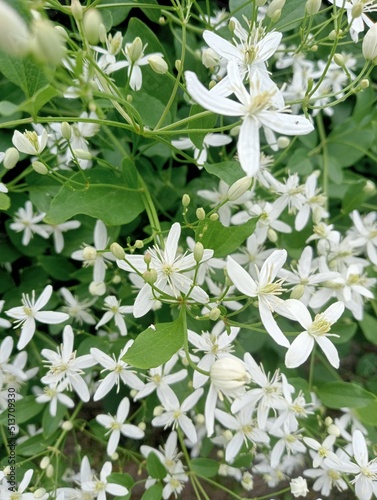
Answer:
[228,19,236,33]
[195,413,205,425]
[351,2,363,18]
[267,228,278,242]
[153,405,164,417]
[209,80,216,90]
[40,457,50,469]
[73,148,92,160]
[360,78,369,89]
[110,452,119,460]
[333,53,345,66]
[363,23,377,61]
[138,422,146,431]
[71,0,83,20]
[210,357,251,393]
[202,48,220,68]
[364,180,375,193]
[127,37,143,62]
[61,420,73,431]
[112,275,121,284]
[325,416,333,426]
[266,0,285,19]
[208,307,221,321]
[290,284,305,300]
[99,23,107,44]
[182,194,190,207]
[3,147,19,169]
[175,59,182,72]
[311,44,318,52]
[82,246,97,261]
[196,207,206,220]
[144,252,151,265]
[277,136,290,148]
[46,464,54,478]
[328,30,337,40]
[55,25,68,40]
[126,94,133,103]
[194,241,204,262]
[61,122,72,140]
[110,242,125,260]
[142,268,158,285]
[32,161,48,175]
[305,0,321,15]
[209,213,219,221]
[148,55,168,74]
[130,389,137,398]
[0,1,30,57]
[134,239,144,249]
[327,423,341,436]
[34,488,47,499]
[83,8,102,45]
[227,176,251,201]
[159,16,166,25]
[89,281,106,296]
[223,429,233,441]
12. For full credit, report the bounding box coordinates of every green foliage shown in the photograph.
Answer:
[317,381,377,409]
[191,458,219,477]
[146,453,167,479]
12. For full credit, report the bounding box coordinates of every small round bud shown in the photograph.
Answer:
[223,429,233,441]
[138,422,146,431]
[153,405,164,417]
[148,55,168,74]
[230,125,240,137]
[31,18,67,65]
[3,147,19,169]
[32,161,48,175]
[34,488,47,499]
[228,19,236,33]
[159,16,166,25]
[194,241,204,262]
[127,37,143,62]
[195,413,205,425]
[144,252,151,265]
[110,452,119,460]
[130,389,137,398]
[82,246,97,261]
[311,44,318,52]
[55,25,68,40]
[46,464,54,478]
[61,420,73,431]
[134,239,144,249]
[217,450,224,459]
[196,207,206,220]
[360,78,370,89]
[71,0,83,21]
[328,30,337,40]
[110,242,125,260]
[182,194,190,207]
[208,80,216,90]
[73,148,92,160]
[89,281,106,296]
[277,136,290,148]
[175,59,182,72]
[364,179,375,193]
[266,0,286,19]
[324,416,333,426]
[61,122,72,141]
[208,307,221,321]
[351,2,363,18]
[126,94,133,103]
[98,23,107,44]
[305,0,321,15]
[40,457,50,469]
[333,53,345,66]
[267,228,278,243]
[327,423,341,436]
[83,8,103,45]
[142,268,158,285]
[227,176,251,201]
[209,213,219,221]
[112,275,121,284]
[363,23,377,61]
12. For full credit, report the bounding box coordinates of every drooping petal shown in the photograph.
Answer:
[237,116,260,177]
[259,297,290,348]
[315,336,339,369]
[285,332,314,368]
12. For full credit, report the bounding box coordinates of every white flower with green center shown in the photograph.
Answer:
[304,434,337,468]
[185,61,314,177]
[0,469,34,499]
[95,295,133,336]
[12,128,48,155]
[82,461,128,500]
[6,285,69,350]
[284,299,344,369]
[96,397,145,456]
[227,250,291,348]
[35,380,74,417]
[9,200,49,246]
[350,210,377,265]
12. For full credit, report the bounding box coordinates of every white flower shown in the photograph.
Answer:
[6,285,69,350]
[95,295,133,336]
[41,325,95,402]
[350,210,377,265]
[44,220,81,253]
[12,128,48,155]
[227,250,291,347]
[185,61,313,177]
[0,301,11,329]
[329,0,375,42]
[290,476,309,497]
[82,461,128,500]
[304,460,348,496]
[172,133,232,167]
[10,201,49,246]
[1,469,34,499]
[35,380,74,417]
[304,434,337,468]
[60,287,96,325]
[284,300,344,369]
[96,397,144,456]
[295,173,328,231]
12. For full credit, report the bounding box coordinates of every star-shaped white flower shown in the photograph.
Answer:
[6,285,69,350]
[82,461,128,500]
[95,295,133,336]
[284,299,344,369]
[10,201,49,246]
[185,61,313,177]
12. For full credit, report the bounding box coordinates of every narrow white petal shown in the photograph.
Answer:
[259,298,290,348]
[203,30,243,62]
[226,256,257,297]
[237,116,261,177]
[285,332,314,368]
[34,285,53,310]
[259,110,314,136]
[315,336,339,369]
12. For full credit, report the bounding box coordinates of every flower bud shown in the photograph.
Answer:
[46,464,54,478]
[277,136,290,148]
[110,452,119,460]
[153,405,164,417]
[138,422,146,431]
[305,0,321,15]
[266,0,285,19]
[148,55,168,74]
[110,242,125,260]
[327,423,341,436]
[333,53,345,66]
[126,37,143,62]
[227,176,251,201]
[34,488,47,499]
[196,207,206,220]
[290,284,305,300]
[194,241,204,262]
[223,429,233,441]
[142,268,158,285]
[82,246,97,261]
[71,0,83,21]
[267,228,278,243]
[209,213,219,221]
[0,0,30,57]
[159,16,166,25]
[325,416,333,426]
[290,477,309,498]
[210,357,251,394]
[31,18,66,65]
[208,307,221,321]
[40,457,50,469]
[112,275,121,284]
[208,80,217,90]
[228,19,236,33]
[61,122,72,141]
[360,78,370,89]
[363,24,377,61]
[61,420,73,431]
[182,194,190,207]
[55,25,68,40]
[364,180,375,193]
[134,239,144,249]
[83,8,103,45]
[270,9,282,22]
[99,23,107,44]
[351,2,363,18]
[144,252,151,265]
[202,48,220,68]
[32,161,48,175]
[73,148,92,160]
[89,281,106,296]
[3,147,19,169]
[175,59,182,72]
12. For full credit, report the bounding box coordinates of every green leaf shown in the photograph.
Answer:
[188,105,217,150]
[98,0,132,27]
[191,458,219,478]
[38,256,77,280]
[229,0,253,21]
[130,92,171,128]
[286,148,313,176]
[123,310,185,369]
[44,167,144,226]
[107,473,134,489]
[0,53,50,99]
[317,381,376,409]
[146,453,167,479]
[0,395,44,425]
[359,312,377,345]
[16,432,59,457]
[355,400,377,425]
[196,218,258,258]
[331,321,357,344]
[327,125,375,168]
[275,0,306,32]
[0,193,10,210]
[141,483,163,500]
[341,180,368,214]
[203,160,245,186]
[18,84,58,115]
[42,403,67,438]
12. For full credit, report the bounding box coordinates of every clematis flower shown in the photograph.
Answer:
[44,220,81,254]
[172,133,232,167]
[185,61,314,177]
[12,128,48,155]
[6,285,69,350]
[284,299,344,369]
[10,201,49,246]
[95,295,133,336]
[82,461,128,500]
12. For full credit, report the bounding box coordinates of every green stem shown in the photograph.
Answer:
[181,304,210,376]
[308,344,316,392]
[315,113,329,212]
